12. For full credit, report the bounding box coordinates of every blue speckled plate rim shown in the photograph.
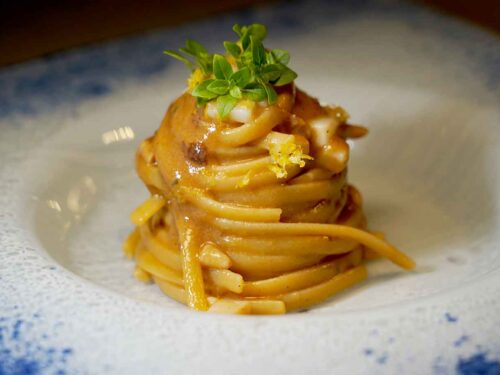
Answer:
[0,0,498,120]
[0,0,499,374]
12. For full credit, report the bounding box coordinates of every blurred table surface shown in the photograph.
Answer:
[0,0,499,67]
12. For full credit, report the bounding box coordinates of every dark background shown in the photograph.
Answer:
[1,0,499,67]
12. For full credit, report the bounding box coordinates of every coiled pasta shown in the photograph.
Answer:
[124,86,415,314]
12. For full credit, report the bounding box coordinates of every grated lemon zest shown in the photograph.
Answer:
[187,69,205,91]
[268,138,313,178]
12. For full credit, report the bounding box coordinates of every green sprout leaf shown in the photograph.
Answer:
[207,79,230,95]
[192,80,218,99]
[229,85,242,99]
[224,41,241,58]
[213,54,233,80]
[163,50,193,69]
[275,67,298,86]
[242,86,267,101]
[230,67,251,88]
[196,97,209,106]
[234,23,267,40]
[251,37,266,66]
[262,82,278,104]
[260,64,282,82]
[185,39,208,55]
[240,30,251,51]
[217,95,238,118]
[248,24,267,41]
[270,49,290,65]
[239,48,254,67]
[232,24,243,37]
[177,40,213,75]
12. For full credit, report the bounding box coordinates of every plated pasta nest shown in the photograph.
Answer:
[123,23,415,314]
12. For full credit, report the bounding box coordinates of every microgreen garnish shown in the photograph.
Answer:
[164,23,297,118]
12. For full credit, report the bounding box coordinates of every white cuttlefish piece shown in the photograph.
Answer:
[309,116,340,147]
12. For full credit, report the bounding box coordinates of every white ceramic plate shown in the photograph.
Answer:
[1,0,499,373]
